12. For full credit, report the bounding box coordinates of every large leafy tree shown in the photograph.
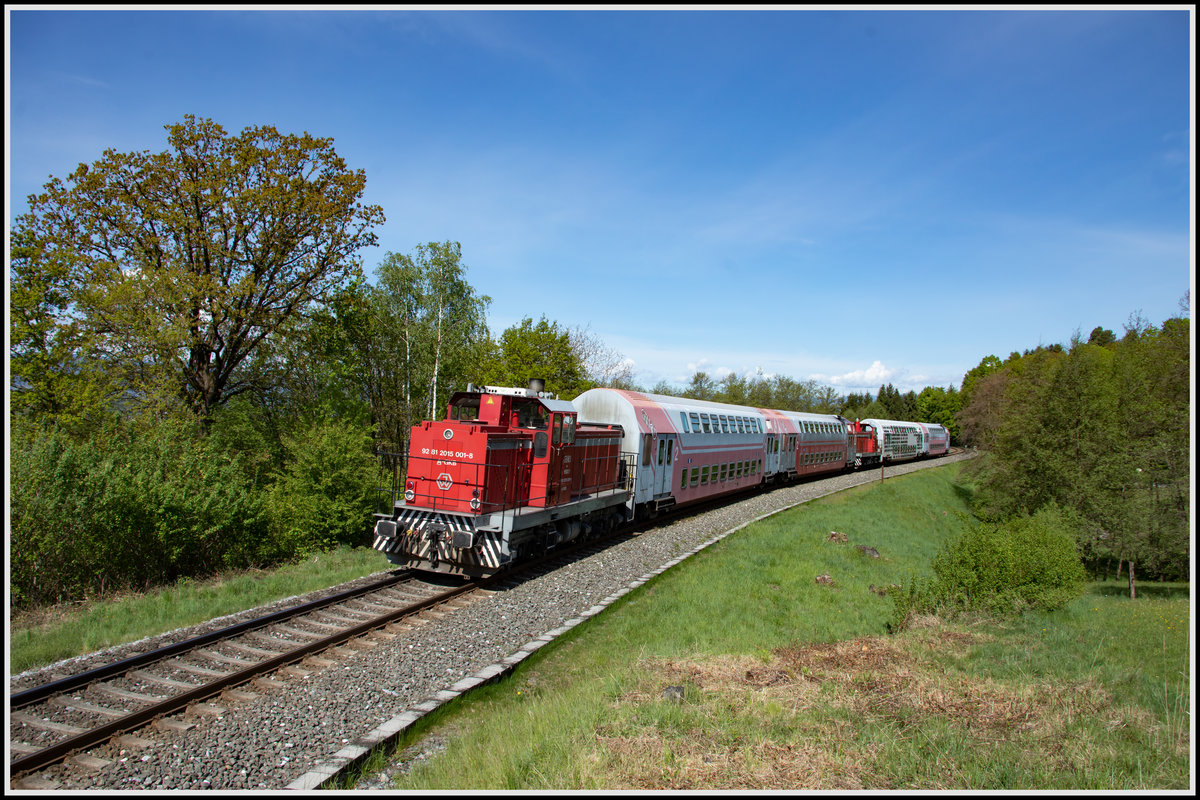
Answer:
[482,315,589,399]
[14,115,385,424]
[10,229,117,428]
[916,385,963,441]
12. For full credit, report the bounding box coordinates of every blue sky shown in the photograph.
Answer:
[7,7,1194,394]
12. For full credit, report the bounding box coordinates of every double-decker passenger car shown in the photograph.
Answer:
[573,388,771,518]
[859,418,950,462]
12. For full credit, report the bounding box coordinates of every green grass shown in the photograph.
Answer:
[9,463,1189,790]
[8,545,389,675]
[342,463,1190,791]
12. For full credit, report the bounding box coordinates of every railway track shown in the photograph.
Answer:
[8,520,657,782]
[8,571,475,778]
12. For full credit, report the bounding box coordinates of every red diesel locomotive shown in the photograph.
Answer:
[372,382,635,575]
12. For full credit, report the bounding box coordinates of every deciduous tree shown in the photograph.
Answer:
[568,324,636,389]
[352,243,490,454]
[483,316,588,398]
[15,115,385,425]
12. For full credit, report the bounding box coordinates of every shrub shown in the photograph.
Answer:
[265,417,383,559]
[889,505,1088,630]
[9,411,268,607]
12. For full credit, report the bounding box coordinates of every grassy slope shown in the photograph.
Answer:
[8,464,1188,789]
[359,463,1190,790]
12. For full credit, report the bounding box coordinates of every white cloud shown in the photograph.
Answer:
[814,360,897,389]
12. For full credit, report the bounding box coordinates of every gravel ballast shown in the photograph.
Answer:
[13,454,972,791]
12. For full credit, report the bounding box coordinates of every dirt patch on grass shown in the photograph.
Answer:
[598,628,1116,789]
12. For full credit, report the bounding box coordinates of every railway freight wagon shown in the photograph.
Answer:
[372,383,634,576]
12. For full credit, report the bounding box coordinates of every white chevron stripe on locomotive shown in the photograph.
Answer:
[375,508,504,570]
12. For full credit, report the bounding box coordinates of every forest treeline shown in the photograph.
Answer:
[8,117,1191,607]
[956,313,1191,586]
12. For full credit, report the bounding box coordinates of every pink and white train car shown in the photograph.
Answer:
[573,388,769,518]
[766,410,853,480]
[919,422,950,456]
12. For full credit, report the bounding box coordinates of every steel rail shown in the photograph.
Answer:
[10,577,476,777]
[11,571,414,711]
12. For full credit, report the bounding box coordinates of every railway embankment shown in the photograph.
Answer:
[12,453,976,791]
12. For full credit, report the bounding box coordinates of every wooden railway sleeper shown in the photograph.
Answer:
[292,617,346,633]
[195,649,258,668]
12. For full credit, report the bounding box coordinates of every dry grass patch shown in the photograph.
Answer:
[595,627,1127,790]
[593,725,869,790]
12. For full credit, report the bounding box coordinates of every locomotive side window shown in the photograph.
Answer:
[658,439,665,466]
[720,416,730,433]
[701,414,711,433]
[701,466,709,484]
[690,468,699,487]
[451,398,480,420]
[690,412,700,432]
[680,412,690,433]
[642,433,653,465]
[564,415,575,444]
[667,439,673,463]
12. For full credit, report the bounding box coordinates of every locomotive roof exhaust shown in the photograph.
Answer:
[528,378,545,394]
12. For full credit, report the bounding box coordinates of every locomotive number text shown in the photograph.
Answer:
[421,447,477,462]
